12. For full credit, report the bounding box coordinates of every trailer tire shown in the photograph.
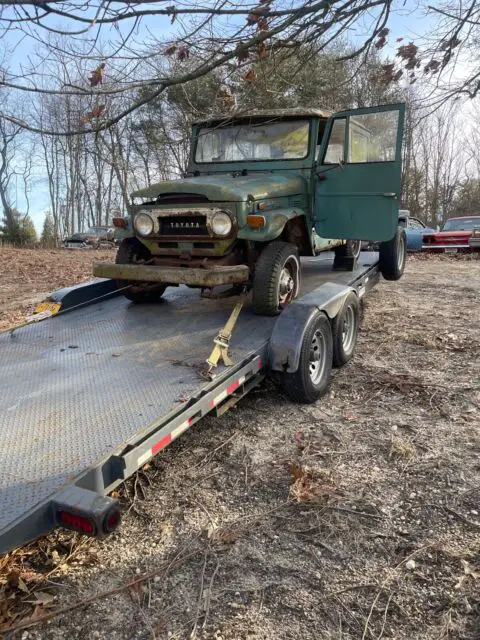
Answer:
[280,312,333,403]
[333,240,361,271]
[331,292,360,367]
[379,228,406,281]
[116,239,167,303]
[252,241,300,316]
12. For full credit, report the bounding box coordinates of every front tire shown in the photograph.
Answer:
[116,238,167,303]
[252,241,300,316]
[379,228,406,281]
[280,312,333,403]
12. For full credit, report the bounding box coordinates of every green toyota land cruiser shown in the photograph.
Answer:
[94,104,406,315]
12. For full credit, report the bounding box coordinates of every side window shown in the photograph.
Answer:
[349,124,369,162]
[410,218,424,229]
[347,110,399,163]
[323,119,346,164]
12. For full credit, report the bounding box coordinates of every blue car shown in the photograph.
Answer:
[398,211,435,252]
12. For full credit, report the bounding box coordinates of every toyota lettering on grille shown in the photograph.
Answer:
[159,215,208,236]
[169,221,200,229]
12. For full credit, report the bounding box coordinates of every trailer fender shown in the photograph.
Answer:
[268,282,354,373]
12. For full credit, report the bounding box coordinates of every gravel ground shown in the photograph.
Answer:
[1,253,479,640]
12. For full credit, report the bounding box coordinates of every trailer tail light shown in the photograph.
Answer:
[53,487,120,539]
[103,508,121,533]
[58,510,96,535]
[247,215,266,229]
[113,217,127,228]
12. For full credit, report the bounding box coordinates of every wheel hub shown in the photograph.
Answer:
[341,304,356,355]
[278,263,296,305]
[309,329,327,383]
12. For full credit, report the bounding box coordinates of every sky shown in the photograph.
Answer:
[6,0,439,233]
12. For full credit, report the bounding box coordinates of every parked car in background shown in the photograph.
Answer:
[64,226,117,249]
[398,211,435,252]
[469,223,480,250]
[423,216,480,253]
[362,210,433,252]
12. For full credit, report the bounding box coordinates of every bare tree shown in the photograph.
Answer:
[0,0,397,134]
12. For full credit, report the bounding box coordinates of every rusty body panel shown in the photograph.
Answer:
[93,262,250,287]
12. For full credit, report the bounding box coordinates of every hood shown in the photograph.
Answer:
[131,173,306,203]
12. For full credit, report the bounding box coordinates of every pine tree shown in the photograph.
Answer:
[40,212,56,247]
[0,208,37,245]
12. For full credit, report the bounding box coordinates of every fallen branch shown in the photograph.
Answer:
[0,548,200,635]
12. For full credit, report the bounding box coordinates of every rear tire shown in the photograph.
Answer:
[116,238,167,303]
[252,241,300,316]
[331,292,360,367]
[280,313,333,404]
[333,240,361,271]
[379,228,406,281]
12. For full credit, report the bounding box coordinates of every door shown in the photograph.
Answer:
[314,103,405,242]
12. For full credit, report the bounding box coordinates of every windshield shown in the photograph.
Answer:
[442,217,480,231]
[195,119,310,163]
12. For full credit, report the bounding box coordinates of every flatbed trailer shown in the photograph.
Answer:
[0,252,380,554]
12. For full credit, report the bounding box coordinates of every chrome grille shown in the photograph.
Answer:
[159,215,208,236]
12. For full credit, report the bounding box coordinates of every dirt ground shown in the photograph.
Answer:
[0,248,115,331]
[1,251,480,640]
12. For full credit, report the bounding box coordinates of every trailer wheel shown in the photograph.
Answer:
[379,228,406,281]
[280,312,333,403]
[252,241,300,316]
[331,292,360,367]
[116,239,167,303]
[333,240,361,271]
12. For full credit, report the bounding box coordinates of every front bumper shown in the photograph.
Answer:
[422,244,470,250]
[65,242,91,249]
[93,262,250,287]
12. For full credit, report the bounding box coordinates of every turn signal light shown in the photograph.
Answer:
[246,215,266,229]
[113,217,127,228]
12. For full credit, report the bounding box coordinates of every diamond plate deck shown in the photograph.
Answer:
[0,253,378,547]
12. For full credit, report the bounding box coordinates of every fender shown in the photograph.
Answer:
[238,209,308,243]
[268,282,355,373]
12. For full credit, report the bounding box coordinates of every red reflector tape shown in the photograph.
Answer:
[152,433,172,455]
[227,380,240,395]
[211,375,246,408]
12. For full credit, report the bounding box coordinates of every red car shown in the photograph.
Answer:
[423,216,480,253]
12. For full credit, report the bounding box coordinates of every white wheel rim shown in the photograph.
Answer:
[309,329,328,384]
[397,234,406,270]
[341,304,356,355]
[352,240,361,260]
[278,255,300,308]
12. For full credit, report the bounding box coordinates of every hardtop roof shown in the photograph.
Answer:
[192,107,331,126]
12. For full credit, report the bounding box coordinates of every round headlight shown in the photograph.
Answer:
[211,212,232,237]
[135,213,154,236]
